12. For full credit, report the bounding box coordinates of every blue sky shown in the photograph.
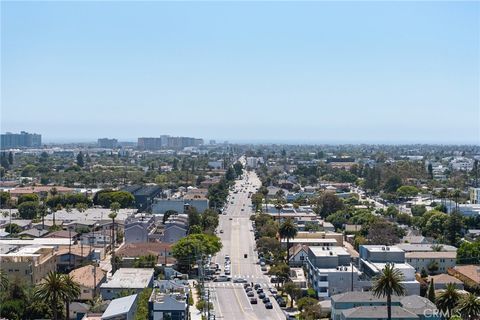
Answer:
[1,1,479,144]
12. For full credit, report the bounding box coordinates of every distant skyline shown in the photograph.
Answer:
[1,1,479,144]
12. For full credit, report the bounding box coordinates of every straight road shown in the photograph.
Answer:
[209,171,285,320]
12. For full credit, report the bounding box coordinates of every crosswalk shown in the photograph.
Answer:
[206,282,270,288]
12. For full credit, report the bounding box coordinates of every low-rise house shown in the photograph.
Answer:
[70,265,107,300]
[162,214,188,243]
[116,242,174,267]
[101,294,138,320]
[100,268,154,300]
[331,292,440,320]
[121,185,162,212]
[405,251,456,274]
[150,292,189,320]
[45,230,79,241]
[448,264,480,289]
[0,245,57,285]
[152,189,209,214]
[56,245,93,272]
[426,274,464,290]
[18,228,49,238]
[289,244,309,267]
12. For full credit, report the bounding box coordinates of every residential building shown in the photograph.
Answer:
[149,288,189,320]
[426,274,464,290]
[121,185,162,211]
[97,138,118,149]
[306,246,360,298]
[70,265,107,300]
[405,251,456,274]
[289,244,309,267]
[162,214,188,243]
[331,292,440,320]
[358,245,420,295]
[470,187,480,204]
[152,189,209,214]
[1,131,41,149]
[124,214,159,244]
[0,245,57,285]
[116,242,174,267]
[56,245,94,272]
[100,268,154,300]
[448,264,480,288]
[101,294,138,320]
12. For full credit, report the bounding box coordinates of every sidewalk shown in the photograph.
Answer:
[189,280,203,320]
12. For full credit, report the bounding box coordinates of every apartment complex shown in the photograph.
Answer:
[0,245,57,285]
[137,135,203,150]
[1,131,42,149]
[97,138,118,149]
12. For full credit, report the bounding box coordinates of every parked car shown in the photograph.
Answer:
[247,291,255,297]
[261,266,267,272]
[254,284,261,290]
[277,298,287,308]
[262,297,271,304]
[250,298,258,304]
[243,283,250,289]
[265,302,273,309]
[269,288,277,294]
[258,292,266,299]
[270,277,279,283]
[245,287,253,292]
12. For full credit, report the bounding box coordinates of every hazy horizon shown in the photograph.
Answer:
[2,1,479,144]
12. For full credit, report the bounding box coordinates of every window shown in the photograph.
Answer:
[300,256,304,261]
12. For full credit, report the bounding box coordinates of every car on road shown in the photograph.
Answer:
[229,217,233,220]
[265,302,273,309]
[214,275,231,282]
[270,277,279,283]
[258,292,266,299]
[254,284,261,290]
[262,297,270,304]
[219,229,224,233]
[269,288,277,294]
[261,266,267,272]
[225,255,230,261]
[224,269,231,275]
[276,298,287,308]
[260,261,266,267]
[243,283,250,289]
[247,291,255,297]
[250,298,258,304]
[245,287,253,292]
[233,278,247,283]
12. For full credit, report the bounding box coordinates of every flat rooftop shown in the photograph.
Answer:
[362,245,404,253]
[101,268,154,289]
[309,246,349,257]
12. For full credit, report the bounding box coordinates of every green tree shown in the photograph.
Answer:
[34,272,80,320]
[109,202,120,273]
[444,210,464,247]
[411,205,427,217]
[279,218,298,262]
[456,292,480,320]
[372,264,406,320]
[62,274,81,320]
[0,269,8,291]
[283,282,301,308]
[435,283,461,319]
[134,288,153,320]
[457,239,480,264]
[0,191,11,209]
[17,201,38,219]
[396,186,419,199]
[427,279,435,303]
[384,176,402,193]
[171,233,222,271]
[225,167,236,181]
[76,151,84,167]
[267,263,290,289]
[8,151,13,165]
[315,192,344,218]
[17,193,39,205]
[4,223,22,235]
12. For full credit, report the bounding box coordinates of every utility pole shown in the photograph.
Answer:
[206,289,210,320]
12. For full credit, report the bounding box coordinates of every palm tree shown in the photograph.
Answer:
[372,263,406,320]
[279,218,298,263]
[0,269,8,291]
[34,271,79,320]
[427,278,435,303]
[456,292,480,320]
[109,202,121,273]
[62,274,81,320]
[435,283,461,318]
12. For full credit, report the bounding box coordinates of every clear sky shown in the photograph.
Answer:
[1,1,479,144]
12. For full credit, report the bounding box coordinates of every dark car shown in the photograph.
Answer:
[250,298,258,304]
[258,292,266,299]
[254,284,261,290]
[245,287,253,292]
[247,291,255,297]
[276,298,286,307]
[265,302,273,309]
[262,297,271,304]
[243,283,250,289]
[256,288,264,294]
[270,277,279,283]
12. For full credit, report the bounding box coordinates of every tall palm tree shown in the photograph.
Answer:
[372,264,406,320]
[63,274,81,320]
[109,202,121,273]
[34,271,80,320]
[456,292,480,320]
[279,218,298,263]
[435,283,461,318]
[0,269,8,291]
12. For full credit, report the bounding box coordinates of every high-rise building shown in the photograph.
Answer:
[97,138,118,149]
[1,131,42,149]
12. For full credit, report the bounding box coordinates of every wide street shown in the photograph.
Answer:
[207,170,285,320]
